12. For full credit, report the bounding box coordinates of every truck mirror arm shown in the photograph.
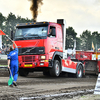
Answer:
[11,30,14,40]
[47,34,51,37]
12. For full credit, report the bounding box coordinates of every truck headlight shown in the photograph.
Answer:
[40,55,46,59]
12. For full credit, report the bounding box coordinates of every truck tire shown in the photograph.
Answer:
[75,64,83,78]
[50,60,61,77]
[19,68,29,77]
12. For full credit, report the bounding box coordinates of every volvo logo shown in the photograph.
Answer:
[39,50,43,52]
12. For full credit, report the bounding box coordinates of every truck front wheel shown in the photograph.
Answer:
[19,68,29,77]
[50,60,61,77]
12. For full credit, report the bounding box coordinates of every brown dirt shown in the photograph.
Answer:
[0,70,97,100]
[0,60,7,65]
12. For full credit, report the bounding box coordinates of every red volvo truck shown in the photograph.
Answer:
[12,19,84,77]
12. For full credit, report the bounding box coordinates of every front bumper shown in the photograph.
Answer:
[18,55,49,68]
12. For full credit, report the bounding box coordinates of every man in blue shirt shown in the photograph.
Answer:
[7,41,18,87]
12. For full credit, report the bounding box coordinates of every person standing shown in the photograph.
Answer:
[7,41,18,87]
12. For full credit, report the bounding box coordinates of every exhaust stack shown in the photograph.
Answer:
[57,19,67,59]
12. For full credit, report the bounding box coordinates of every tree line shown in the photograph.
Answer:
[66,27,100,51]
[0,12,32,44]
[0,12,99,51]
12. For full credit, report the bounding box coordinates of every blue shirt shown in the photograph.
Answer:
[7,48,18,61]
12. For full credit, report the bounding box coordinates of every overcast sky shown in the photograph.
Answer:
[0,0,100,36]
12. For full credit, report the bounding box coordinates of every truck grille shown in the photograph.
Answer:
[18,47,45,55]
[22,56,35,62]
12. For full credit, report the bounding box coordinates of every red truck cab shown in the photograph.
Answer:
[14,21,63,76]
[13,19,84,77]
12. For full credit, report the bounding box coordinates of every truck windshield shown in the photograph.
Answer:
[14,26,48,40]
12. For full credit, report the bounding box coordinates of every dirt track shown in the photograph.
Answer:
[0,60,99,100]
[0,69,98,100]
[0,60,7,65]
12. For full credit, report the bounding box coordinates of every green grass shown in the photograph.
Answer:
[0,65,7,67]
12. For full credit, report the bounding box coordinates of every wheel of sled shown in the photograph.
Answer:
[76,64,83,78]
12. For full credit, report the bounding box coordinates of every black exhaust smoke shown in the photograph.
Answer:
[30,0,43,22]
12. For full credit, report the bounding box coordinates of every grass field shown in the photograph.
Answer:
[0,65,7,66]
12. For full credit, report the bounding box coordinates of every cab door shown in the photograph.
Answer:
[47,26,58,59]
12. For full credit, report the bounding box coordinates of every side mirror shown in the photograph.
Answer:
[11,30,14,40]
[51,28,56,36]
[47,34,51,37]
[48,28,56,37]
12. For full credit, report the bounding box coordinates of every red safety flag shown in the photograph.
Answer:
[0,30,6,35]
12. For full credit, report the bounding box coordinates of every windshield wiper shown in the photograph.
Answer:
[15,35,27,40]
[15,37,24,40]
[28,34,42,39]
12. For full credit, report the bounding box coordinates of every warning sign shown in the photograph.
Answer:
[92,54,96,60]
[98,55,100,60]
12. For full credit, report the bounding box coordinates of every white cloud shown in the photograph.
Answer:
[0,0,100,36]
[0,0,31,18]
